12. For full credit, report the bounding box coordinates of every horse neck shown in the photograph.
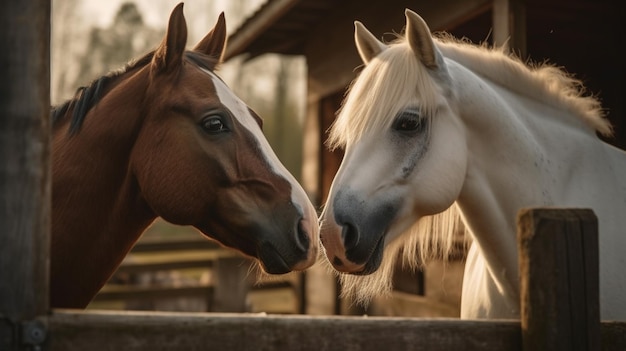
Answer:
[450,65,556,316]
[51,69,156,308]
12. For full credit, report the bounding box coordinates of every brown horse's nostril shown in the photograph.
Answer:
[333,256,344,267]
[294,218,310,252]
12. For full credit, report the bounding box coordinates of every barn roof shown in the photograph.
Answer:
[224,0,335,60]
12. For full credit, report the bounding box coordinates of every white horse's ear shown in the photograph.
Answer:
[354,21,387,64]
[405,9,439,69]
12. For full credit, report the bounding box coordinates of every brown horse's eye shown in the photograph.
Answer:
[201,115,229,134]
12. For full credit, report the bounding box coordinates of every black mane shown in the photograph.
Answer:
[50,52,155,135]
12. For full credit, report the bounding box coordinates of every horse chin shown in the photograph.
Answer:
[257,241,292,274]
[351,236,385,275]
[329,234,385,275]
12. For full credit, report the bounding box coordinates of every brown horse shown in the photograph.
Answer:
[50,3,319,309]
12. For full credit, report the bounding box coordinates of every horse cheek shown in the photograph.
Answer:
[132,136,206,225]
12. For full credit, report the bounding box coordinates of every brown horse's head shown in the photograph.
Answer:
[128,4,318,273]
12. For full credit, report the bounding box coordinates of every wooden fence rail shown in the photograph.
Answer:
[44,311,626,351]
[91,237,302,313]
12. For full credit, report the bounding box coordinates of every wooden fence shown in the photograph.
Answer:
[6,203,626,350]
[1,2,625,350]
[43,209,625,350]
[90,236,303,314]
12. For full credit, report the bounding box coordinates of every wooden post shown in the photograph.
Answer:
[517,208,600,351]
[0,0,51,350]
[492,0,527,57]
[211,257,252,312]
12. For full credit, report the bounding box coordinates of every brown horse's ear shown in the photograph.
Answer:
[152,3,188,73]
[193,12,227,63]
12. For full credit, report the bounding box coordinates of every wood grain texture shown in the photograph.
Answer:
[517,208,600,351]
[0,0,50,321]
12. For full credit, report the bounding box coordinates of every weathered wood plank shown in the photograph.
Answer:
[0,1,50,350]
[114,258,214,274]
[47,310,523,351]
[518,208,600,351]
[130,237,220,253]
[93,285,214,302]
[94,281,296,303]
[0,0,50,321]
[601,322,626,350]
[46,310,626,351]
[0,0,50,350]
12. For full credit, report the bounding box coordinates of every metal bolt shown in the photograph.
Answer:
[22,319,46,345]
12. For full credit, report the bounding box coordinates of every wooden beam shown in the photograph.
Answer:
[43,310,626,351]
[305,0,492,99]
[130,237,220,253]
[492,0,527,57]
[93,285,214,302]
[0,0,50,350]
[224,0,300,60]
[47,309,522,351]
[113,258,214,274]
[517,208,600,351]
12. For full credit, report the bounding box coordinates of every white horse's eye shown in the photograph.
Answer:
[393,111,425,133]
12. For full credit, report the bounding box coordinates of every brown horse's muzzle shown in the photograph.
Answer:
[197,186,319,274]
[254,202,317,274]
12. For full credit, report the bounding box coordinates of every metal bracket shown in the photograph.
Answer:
[0,315,47,351]
[21,319,47,350]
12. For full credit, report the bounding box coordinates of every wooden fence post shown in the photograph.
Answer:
[211,257,252,312]
[517,208,600,351]
[0,1,51,350]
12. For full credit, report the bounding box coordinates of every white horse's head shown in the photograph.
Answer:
[320,10,467,278]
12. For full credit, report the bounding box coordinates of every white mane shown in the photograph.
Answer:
[434,33,611,136]
[326,31,612,305]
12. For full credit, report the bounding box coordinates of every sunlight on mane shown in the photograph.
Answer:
[433,33,612,136]
[329,32,611,153]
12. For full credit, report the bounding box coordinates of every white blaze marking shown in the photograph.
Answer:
[203,68,308,211]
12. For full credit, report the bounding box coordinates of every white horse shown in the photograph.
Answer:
[319,8,626,320]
